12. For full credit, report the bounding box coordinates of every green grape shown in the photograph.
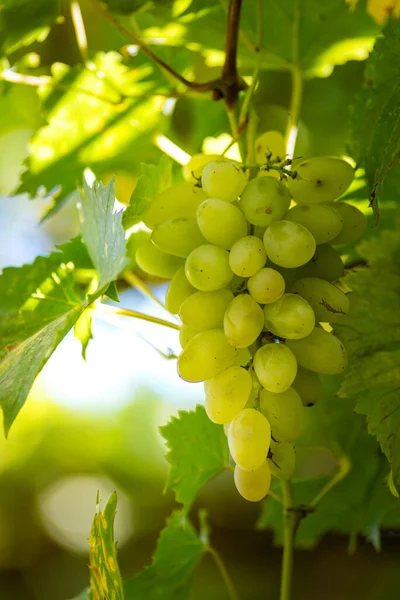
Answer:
[263,221,316,268]
[234,347,252,367]
[151,218,206,257]
[136,240,184,278]
[247,267,285,304]
[234,461,271,502]
[268,440,296,480]
[180,289,234,330]
[255,130,286,164]
[285,204,343,245]
[253,343,297,393]
[228,408,271,471]
[177,329,237,382]
[204,366,252,424]
[196,198,248,249]
[223,294,265,348]
[294,244,344,282]
[292,366,322,407]
[229,235,267,277]
[291,277,349,323]
[287,156,354,204]
[286,327,347,374]
[264,293,315,339]
[185,244,233,291]
[240,176,291,227]
[179,324,199,349]
[201,160,247,202]
[260,387,304,442]
[165,267,196,314]
[143,182,207,229]
[329,202,367,245]
[183,154,220,181]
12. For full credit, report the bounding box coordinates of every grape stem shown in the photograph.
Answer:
[70,0,88,63]
[206,546,241,600]
[284,0,303,160]
[96,302,180,330]
[280,481,299,600]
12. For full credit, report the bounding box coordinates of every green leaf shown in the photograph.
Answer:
[336,223,400,495]
[79,178,128,295]
[258,375,400,547]
[74,307,94,360]
[100,0,151,15]
[0,306,85,434]
[68,589,89,600]
[124,510,206,600]
[160,405,229,510]
[88,491,124,600]
[123,155,172,229]
[0,0,60,55]
[350,19,400,220]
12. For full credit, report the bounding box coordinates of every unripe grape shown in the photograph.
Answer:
[287,157,354,204]
[136,241,184,278]
[291,277,349,323]
[228,408,271,471]
[185,245,233,291]
[268,440,296,480]
[204,366,252,424]
[247,268,285,304]
[224,294,265,348]
[292,366,322,407]
[179,324,199,349]
[165,267,196,314]
[183,154,220,181]
[234,461,271,502]
[201,160,247,202]
[285,204,343,245]
[263,221,316,268]
[253,343,297,393]
[229,236,267,277]
[255,130,286,164]
[143,182,207,229]
[196,197,247,249]
[286,328,347,374]
[151,218,206,257]
[294,244,344,282]
[260,387,304,442]
[240,176,291,227]
[329,202,367,245]
[178,329,237,382]
[264,293,315,339]
[180,289,234,330]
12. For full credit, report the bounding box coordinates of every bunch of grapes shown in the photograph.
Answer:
[136,146,367,503]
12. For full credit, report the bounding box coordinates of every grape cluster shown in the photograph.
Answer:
[136,149,367,503]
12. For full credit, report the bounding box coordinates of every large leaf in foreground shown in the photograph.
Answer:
[160,405,229,510]
[351,19,400,219]
[124,511,206,600]
[336,224,400,494]
[0,0,60,55]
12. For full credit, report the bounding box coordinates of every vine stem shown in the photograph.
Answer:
[206,546,241,600]
[280,481,298,600]
[70,0,88,62]
[284,0,302,160]
[96,302,180,330]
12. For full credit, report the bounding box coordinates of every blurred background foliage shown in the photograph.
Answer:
[1,0,400,598]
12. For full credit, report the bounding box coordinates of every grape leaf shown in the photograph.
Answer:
[0,0,60,55]
[100,0,152,15]
[123,155,172,229]
[74,307,94,360]
[258,375,400,547]
[68,590,89,600]
[124,510,206,600]
[350,18,400,220]
[79,178,128,295]
[160,405,229,510]
[17,52,164,213]
[88,491,124,600]
[336,223,400,495]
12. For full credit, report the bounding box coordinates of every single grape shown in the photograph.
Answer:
[263,221,316,268]
[287,157,354,204]
[234,461,271,502]
[291,277,349,323]
[165,267,196,314]
[285,204,343,245]
[180,289,234,330]
[329,202,367,245]
[136,240,184,278]
[204,366,252,424]
[267,440,296,480]
[229,235,267,277]
[263,293,315,339]
[183,154,220,181]
[185,244,233,291]
[253,343,297,393]
[247,267,285,304]
[196,198,248,249]
[223,294,265,348]
[228,408,271,471]
[201,160,247,202]
[292,366,322,407]
[286,327,347,374]
[294,244,344,282]
[240,176,291,227]
[151,218,206,257]
[177,329,237,382]
[255,130,286,164]
[234,347,252,367]
[179,324,199,349]
[143,182,207,229]
[260,387,304,442]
